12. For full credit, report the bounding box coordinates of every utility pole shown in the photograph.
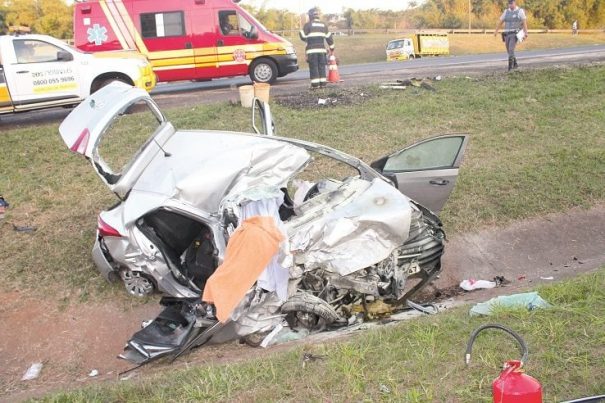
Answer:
[468,0,472,33]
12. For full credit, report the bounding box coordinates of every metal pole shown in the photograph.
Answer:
[468,0,471,33]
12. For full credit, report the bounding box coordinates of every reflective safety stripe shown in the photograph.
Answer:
[306,32,328,38]
[306,48,327,54]
[310,78,321,83]
[299,30,307,39]
[319,78,327,82]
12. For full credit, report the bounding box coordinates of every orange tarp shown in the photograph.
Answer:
[202,216,284,323]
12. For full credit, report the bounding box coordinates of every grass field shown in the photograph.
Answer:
[44,268,605,401]
[0,65,604,300]
[288,32,605,65]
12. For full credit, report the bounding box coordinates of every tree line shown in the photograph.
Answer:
[1,0,603,39]
[245,0,605,31]
[0,0,72,38]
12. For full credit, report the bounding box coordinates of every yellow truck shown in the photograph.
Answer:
[386,33,449,61]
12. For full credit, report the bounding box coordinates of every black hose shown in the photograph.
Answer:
[465,324,529,366]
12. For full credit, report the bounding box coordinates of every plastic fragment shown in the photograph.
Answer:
[22,363,43,381]
[459,279,496,291]
[470,292,552,316]
[88,369,99,377]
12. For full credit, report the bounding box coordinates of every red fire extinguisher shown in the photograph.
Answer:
[465,324,543,403]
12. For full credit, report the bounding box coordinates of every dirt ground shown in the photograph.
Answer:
[1,204,604,402]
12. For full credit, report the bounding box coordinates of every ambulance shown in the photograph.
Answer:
[73,0,299,84]
[0,33,155,115]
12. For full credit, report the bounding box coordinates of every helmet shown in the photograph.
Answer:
[308,7,320,19]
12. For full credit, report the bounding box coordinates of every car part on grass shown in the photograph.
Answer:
[59,83,468,364]
[466,324,542,403]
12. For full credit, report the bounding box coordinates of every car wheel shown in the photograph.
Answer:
[121,270,155,297]
[92,77,129,93]
[249,59,278,84]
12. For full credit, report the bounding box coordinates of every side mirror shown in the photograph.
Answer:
[57,50,74,61]
[249,25,258,40]
[251,97,274,136]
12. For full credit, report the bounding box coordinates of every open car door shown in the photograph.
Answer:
[59,82,172,199]
[371,134,468,213]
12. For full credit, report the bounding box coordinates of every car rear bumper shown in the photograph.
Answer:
[92,235,117,282]
[274,54,298,77]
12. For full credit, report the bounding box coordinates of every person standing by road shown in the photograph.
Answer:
[494,0,528,71]
[572,20,578,35]
[299,7,335,89]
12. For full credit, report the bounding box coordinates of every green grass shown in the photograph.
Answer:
[41,268,605,402]
[0,65,604,299]
[288,32,605,65]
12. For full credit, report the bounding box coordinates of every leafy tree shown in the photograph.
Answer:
[3,0,72,38]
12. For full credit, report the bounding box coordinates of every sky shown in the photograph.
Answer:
[245,0,415,14]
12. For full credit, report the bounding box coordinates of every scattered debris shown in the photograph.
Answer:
[494,276,510,287]
[88,369,99,377]
[275,88,372,109]
[470,292,551,316]
[379,83,407,90]
[0,195,8,219]
[21,363,43,381]
[435,75,442,81]
[380,77,437,91]
[539,276,554,280]
[317,97,337,105]
[406,299,439,315]
[460,278,497,291]
[517,275,526,281]
[13,224,37,233]
[302,352,326,368]
[379,384,391,394]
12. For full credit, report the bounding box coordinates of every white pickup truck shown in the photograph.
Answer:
[0,34,156,115]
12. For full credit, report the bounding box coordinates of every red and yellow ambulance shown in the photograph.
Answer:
[73,0,298,83]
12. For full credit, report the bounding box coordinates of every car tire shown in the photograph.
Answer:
[120,269,155,297]
[249,58,278,84]
[92,77,129,94]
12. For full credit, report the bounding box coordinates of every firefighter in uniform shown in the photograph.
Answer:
[494,0,528,71]
[299,7,334,89]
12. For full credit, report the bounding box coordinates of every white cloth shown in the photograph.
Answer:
[240,193,290,301]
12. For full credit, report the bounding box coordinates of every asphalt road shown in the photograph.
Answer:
[2,44,605,128]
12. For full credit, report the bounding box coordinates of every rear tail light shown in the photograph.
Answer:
[70,128,90,155]
[98,217,122,237]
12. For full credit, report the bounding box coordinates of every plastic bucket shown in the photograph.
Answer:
[239,85,254,108]
[253,82,271,103]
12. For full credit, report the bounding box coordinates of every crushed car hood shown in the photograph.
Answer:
[123,131,310,221]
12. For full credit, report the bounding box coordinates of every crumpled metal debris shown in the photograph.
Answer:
[380,77,436,91]
[13,224,37,233]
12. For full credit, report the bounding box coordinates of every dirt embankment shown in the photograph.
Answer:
[1,204,604,401]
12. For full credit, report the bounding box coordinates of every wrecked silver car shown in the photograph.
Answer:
[59,83,467,364]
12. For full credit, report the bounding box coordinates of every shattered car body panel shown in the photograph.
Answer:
[59,83,467,364]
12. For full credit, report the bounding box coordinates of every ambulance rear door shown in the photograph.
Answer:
[188,5,219,80]
[3,38,80,109]
[133,0,195,81]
